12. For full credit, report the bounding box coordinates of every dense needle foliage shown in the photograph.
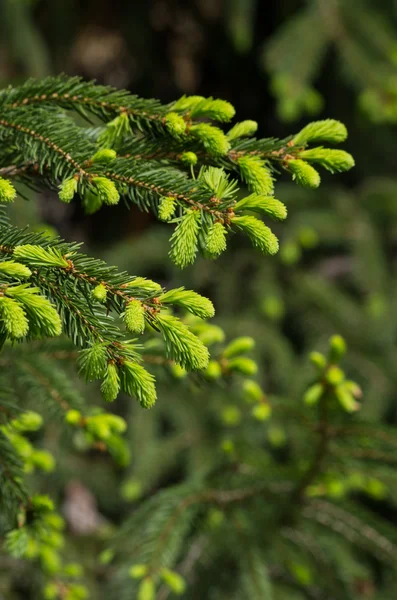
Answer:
[0,72,396,600]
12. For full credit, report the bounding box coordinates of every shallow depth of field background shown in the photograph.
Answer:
[2,0,397,597]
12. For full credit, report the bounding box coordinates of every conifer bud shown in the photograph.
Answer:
[226,357,258,376]
[124,299,145,334]
[58,177,78,203]
[91,148,117,163]
[191,98,235,122]
[161,568,186,594]
[227,120,258,140]
[309,351,327,371]
[242,380,264,403]
[329,334,347,362]
[92,177,120,205]
[124,277,162,295]
[237,155,274,195]
[164,112,187,137]
[137,578,155,600]
[301,148,355,173]
[11,411,43,431]
[0,177,17,203]
[303,383,324,406]
[31,449,55,472]
[325,365,344,386]
[172,95,205,112]
[223,336,255,358]
[251,403,271,421]
[235,195,287,221]
[204,360,222,380]
[206,222,227,258]
[166,363,185,380]
[65,409,82,425]
[180,151,198,166]
[0,296,29,338]
[159,287,215,319]
[92,283,107,303]
[101,362,120,402]
[14,244,69,268]
[231,215,279,255]
[129,564,148,579]
[169,210,200,269]
[122,361,157,408]
[190,123,230,155]
[293,119,348,146]
[288,159,321,189]
[0,260,32,279]
[335,384,359,413]
[158,196,176,221]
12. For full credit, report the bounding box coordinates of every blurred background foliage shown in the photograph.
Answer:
[2,0,397,598]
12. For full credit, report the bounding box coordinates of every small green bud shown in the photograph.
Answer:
[11,411,43,431]
[91,148,117,163]
[280,240,301,265]
[227,120,258,140]
[329,334,347,362]
[0,295,29,339]
[158,196,176,221]
[293,119,348,145]
[301,148,355,174]
[288,159,321,189]
[124,299,145,334]
[169,363,188,379]
[39,546,61,575]
[124,277,162,295]
[164,112,187,137]
[251,403,271,421]
[221,405,242,426]
[43,582,58,600]
[204,360,222,380]
[268,425,286,447]
[92,283,107,303]
[237,155,274,195]
[161,568,186,595]
[180,152,198,166]
[31,450,55,472]
[221,438,235,454]
[99,549,115,564]
[0,260,31,279]
[63,563,84,577]
[303,383,324,406]
[335,384,359,413]
[205,222,227,258]
[58,177,78,203]
[309,351,326,371]
[344,380,362,399]
[298,226,319,249]
[137,577,155,600]
[190,123,230,155]
[232,215,279,255]
[242,379,264,403]
[226,357,258,376]
[0,176,17,203]
[223,336,255,358]
[121,478,143,502]
[101,362,120,402]
[92,177,120,205]
[366,478,387,499]
[261,295,284,320]
[68,585,89,599]
[129,564,148,579]
[325,365,344,386]
[172,95,205,112]
[65,409,82,425]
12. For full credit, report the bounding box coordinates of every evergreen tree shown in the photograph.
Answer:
[2,75,395,600]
